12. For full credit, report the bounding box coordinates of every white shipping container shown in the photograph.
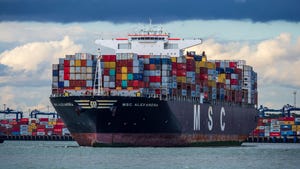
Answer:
[104,76,110,82]
[86,80,93,87]
[295,118,300,122]
[70,60,75,66]
[81,74,87,80]
[59,76,64,82]
[86,67,93,73]
[75,74,81,80]
[62,128,70,136]
[37,132,45,136]
[52,76,58,82]
[52,82,58,88]
[52,64,59,70]
[231,73,238,79]
[75,67,81,73]
[86,74,93,80]
[70,73,76,80]
[81,67,87,73]
[109,82,115,88]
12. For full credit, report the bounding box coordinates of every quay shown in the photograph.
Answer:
[247,136,300,143]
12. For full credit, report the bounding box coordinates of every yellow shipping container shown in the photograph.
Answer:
[292,125,297,131]
[109,62,116,68]
[121,74,127,80]
[202,56,207,62]
[195,68,200,73]
[207,62,216,69]
[116,87,122,90]
[297,125,300,131]
[208,80,216,87]
[217,74,226,83]
[196,61,206,68]
[75,87,81,90]
[127,87,133,90]
[283,121,294,125]
[171,57,177,63]
[177,77,186,83]
[75,60,81,67]
[104,62,110,68]
[121,67,127,73]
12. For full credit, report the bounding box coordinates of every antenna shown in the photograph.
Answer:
[293,90,297,107]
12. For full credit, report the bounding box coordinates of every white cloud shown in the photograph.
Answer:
[0,36,81,72]
[0,37,82,114]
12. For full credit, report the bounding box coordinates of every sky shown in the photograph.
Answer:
[0,0,300,116]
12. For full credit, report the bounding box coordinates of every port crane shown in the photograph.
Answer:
[29,109,58,118]
[258,105,282,117]
[0,108,23,121]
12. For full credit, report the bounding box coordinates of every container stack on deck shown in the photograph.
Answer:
[52,53,98,96]
[51,52,257,106]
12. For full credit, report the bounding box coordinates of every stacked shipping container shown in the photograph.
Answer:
[252,117,300,137]
[52,53,98,95]
[0,118,69,136]
[52,52,257,105]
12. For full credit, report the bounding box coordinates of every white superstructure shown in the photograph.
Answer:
[95,25,202,57]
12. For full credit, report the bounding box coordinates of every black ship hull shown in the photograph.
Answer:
[50,96,257,147]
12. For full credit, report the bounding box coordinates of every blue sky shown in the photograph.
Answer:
[0,0,300,115]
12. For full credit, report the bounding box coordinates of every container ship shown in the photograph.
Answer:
[50,25,258,147]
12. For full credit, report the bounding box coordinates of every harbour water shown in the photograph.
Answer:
[1,141,299,169]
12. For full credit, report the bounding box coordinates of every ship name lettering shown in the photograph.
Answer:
[208,106,213,131]
[53,103,74,106]
[122,103,132,107]
[220,107,225,131]
[193,104,201,131]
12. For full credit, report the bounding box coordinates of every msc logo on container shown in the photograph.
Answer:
[193,105,226,131]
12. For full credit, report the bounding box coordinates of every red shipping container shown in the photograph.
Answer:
[64,73,70,80]
[172,62,177,68]
[230,79,238,85]
[37,125,45,129]
[229,62,237,68]
[138,81,145,88]
[177,70,186,76]
[199,67,208,74]
[144,64,150,70]
[171,69,177,75]
[39,118,49,122]
[215,62,220,68]
[64,67,70,74]
[127,80,133,87]
[278,117,295,121]
[127,67,133,73]
[110,55,116,61]
[81,60,87,67]
[37,128,45,132]
[133,80,139,87]
[177,63,186,70]
[64,60,70,67]
[104,68,110,75]
[270,132,280,137]
[127,60,133,66]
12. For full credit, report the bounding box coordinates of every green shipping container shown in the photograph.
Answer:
[127,74,133,80]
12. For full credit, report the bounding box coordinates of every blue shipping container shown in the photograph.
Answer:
[280,125,292,130]
[281,131,294,136]
[52,70,59,76]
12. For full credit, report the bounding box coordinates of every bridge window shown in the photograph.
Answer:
[164,43,178,49]
[118,43,131,49]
